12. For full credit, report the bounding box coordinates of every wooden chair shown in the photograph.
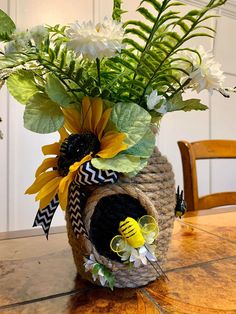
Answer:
[178,140,236,211]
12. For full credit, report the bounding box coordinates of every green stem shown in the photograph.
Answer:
[166,78,192,100]
[96,58,101,88]
[39,59,81,101]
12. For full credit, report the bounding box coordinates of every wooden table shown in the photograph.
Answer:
[0,208,235,313]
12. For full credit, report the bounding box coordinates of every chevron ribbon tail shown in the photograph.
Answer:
[68,182,88,239]
[68,161,118,238]
[33,195,59,239]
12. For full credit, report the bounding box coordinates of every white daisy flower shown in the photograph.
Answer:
[178,45,225,94]
[30,25,48,46]
[84,254,109,286]
[83,254,97,272]
[146,90,167,113]
[120,244,157,267]
[66,17,124,60]
[4,30,31,54]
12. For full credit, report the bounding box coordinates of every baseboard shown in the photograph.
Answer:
[0,226,66,240]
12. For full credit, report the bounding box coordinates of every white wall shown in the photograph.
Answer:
[0,0,236,233]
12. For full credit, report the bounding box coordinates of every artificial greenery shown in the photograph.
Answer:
[0,0,226,135]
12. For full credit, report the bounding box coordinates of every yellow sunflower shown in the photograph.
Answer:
[25,96,128,210]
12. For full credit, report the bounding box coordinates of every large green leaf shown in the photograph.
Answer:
[91,154,142,174]
[111,102,151,147]
[24,93,64,133]
[0,10,15,40]
[45,73,72,107]
[180,98,208,111]
[124,158,148,177]
[7,70,39,104]
[124,128,155,158]
[0,57,18,70]
[166,93,208,112]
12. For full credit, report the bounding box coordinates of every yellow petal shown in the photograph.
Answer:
[42,142,60,156]
[97,133,128,158]
[35,157,58,177]
[69,154,92,173]
[96,108,112,140]
[25,171,59,194]
[58,127,69,142]
[58,172,73,195]
[39,187,58,209]
[91,98,103,133]
[62,107,81,134]
[38,180,60,209]
[58,181,70,210]
[36,176,61,202]
[81,96,92,132]
[58,153,93,209]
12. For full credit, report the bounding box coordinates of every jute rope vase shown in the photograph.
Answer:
[66,147,176,288]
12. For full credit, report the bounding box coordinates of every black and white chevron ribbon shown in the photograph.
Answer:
[33,195,59,239]
[69,161,118,238]
[74,161,118,186]
[33,161,118,239]
[68,182,88,238]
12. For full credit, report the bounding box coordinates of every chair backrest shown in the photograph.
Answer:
[178,140,236,211]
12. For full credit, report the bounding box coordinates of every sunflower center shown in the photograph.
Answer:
[57,132,100,177]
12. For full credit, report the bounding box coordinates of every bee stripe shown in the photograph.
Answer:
[125,232,136,238]
[123,227,135,234]
[119,221,129,228]
[120,225,133,233]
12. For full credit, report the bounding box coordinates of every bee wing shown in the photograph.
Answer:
[138,215,159,238]
[110,235,127,254]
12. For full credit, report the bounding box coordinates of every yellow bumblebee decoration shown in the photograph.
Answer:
[110,215,159,257]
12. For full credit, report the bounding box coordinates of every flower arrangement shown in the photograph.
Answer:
[0,0,231,288]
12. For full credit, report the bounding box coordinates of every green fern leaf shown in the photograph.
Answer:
[166,1,185,9]
[59,50,66,69]
[140,0,162,11]
[125,28,148,42]
[177,20,190,33]
[199,14,220,23]
[145,50,163,63]
[75,68,83,82]
[122,50,139,63]
[48,48,56,62]
[123,20,152,34]
[113,57,136,71]
[194,25,216,33]
[160,31,181,42]
[184,32,214,42]
[123,38,144,52]
[137,7,156,23]
[54,42,61,58]
[68,60,75,76]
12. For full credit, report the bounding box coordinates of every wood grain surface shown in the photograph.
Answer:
[0,209,235,313]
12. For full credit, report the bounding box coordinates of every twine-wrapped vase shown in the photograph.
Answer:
[66,147,176,288]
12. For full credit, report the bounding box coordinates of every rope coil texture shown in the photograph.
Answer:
[66,147,176,288]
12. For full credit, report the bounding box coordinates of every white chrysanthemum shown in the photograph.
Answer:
[4,31,31,54]
[66,18,125,60]
[30,25,48,46]
[178,46,225,93]
[146,90,167,114]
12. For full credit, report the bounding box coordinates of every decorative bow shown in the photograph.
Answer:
[33,161,118,238]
